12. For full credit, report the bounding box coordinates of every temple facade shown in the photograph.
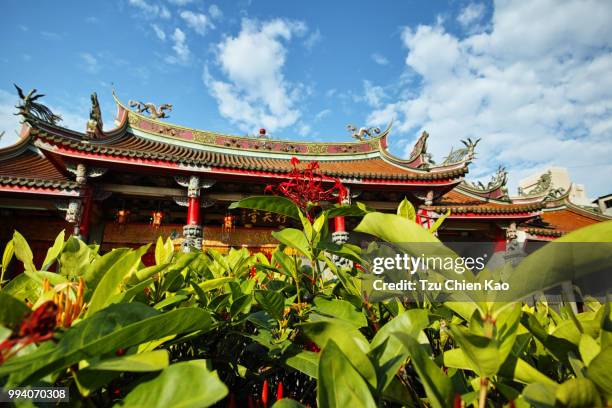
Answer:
[0,90,609,268]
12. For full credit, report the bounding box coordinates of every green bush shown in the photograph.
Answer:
[0,196,610,407]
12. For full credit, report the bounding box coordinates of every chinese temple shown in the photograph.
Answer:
[0,89,609,267]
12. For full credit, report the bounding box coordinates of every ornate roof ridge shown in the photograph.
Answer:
[114,92,391,149]
[378,129,474,174]
[460,165,509,200]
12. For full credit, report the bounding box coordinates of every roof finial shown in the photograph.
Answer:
[346,124,381,141]
[128,100,173,119]
[13,84,62,125]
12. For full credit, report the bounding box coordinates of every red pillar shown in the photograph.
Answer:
[334,215,345,232]
[187,196,201,225]
[493,228,506,252]
[79,187,93,239]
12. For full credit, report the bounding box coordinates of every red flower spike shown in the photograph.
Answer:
[304,341,321,353]
[266,156,347,221]
[276,382,283,401]
[453,393,462,408]
[18,301,58,342]
[261,379,269,407]
[250,266,257,278]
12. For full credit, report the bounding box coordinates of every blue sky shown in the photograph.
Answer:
[1,0,611,197]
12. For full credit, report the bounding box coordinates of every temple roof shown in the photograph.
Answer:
[0,92,479,189]
[0,140,79,196]
[426,189,544,218]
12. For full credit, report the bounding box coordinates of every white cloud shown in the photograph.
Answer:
[209,4,222,20]
[203,18,307,133]
[371,53,389,66]
[297,122,311,137]
[362,80,385,108]
[167,0,193,5]
[151,23,166,40]
[315,109,331,121]
[180,10,214,36]
[368,0,612,196]
[0,89,22,147]
[165,28,190,64]
[457,3,486,28]
[80,52,100,74]
[303,29,321,51]
[128,0,170,19]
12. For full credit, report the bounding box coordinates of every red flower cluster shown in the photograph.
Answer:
[265,157,347,221]
[0,301,58,364]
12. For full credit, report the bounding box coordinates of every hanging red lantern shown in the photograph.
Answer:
[151,211,163,228]
[116,209,130,225]
[223,214,234,231]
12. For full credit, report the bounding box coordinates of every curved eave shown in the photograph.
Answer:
[455,184,510,202]
[114,93,389,158]
[378,135,472,175]
[543,200,612,222]
[426,207,542,220]
[0,181,80,197]
[458,182,508,201]
[34,137,465,187]
[0,123,35,158]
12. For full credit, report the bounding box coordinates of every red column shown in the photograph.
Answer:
[493,228,506,252]
[334,216,345,232]
[79,187,93,238]
[187,196,201,225]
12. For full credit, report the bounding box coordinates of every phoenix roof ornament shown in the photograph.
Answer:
[129,100,173,119]
[14,84,62,125]
[347,124,381,141]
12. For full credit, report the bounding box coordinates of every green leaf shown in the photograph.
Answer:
[272,228,312,258]
[229,196,300,220]
[12,230,35,274]
[317,340,376,408]
[83,350,169,372]
[1,273,39,302]
[58,236,93,277]
[254,290,285,321]
[393,333,453,408]
[325,203,374,219]
[579,334,600,366]
[448,325,501,377]
[354,212,439,243]
[0,293,30,327]
[1,303,213,385]
[284,350,319,379]
[429,210,450,234]
[586,347,612,397]
[155,236,167,265]
[522,383,558,408]
[196,277,234,292]
[369,309,429,390]
[1,239,14,275]
[396,197,416,221]
[86,245,150,316]
[555,378,602,408]
[312,297,367,328]
[41,230,65,271]
[83,248,131,290]
[119,360,228,408]
[272,399,307,408]
[230,294,252,317]
[299,318,376,388]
